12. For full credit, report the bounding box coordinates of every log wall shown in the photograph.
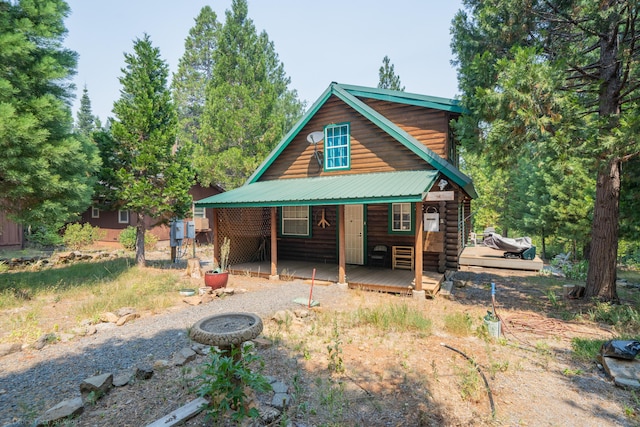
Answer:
[361,98,452,159]
[278,206,338,263]
[274,194,468,272]
[260,96,437,181]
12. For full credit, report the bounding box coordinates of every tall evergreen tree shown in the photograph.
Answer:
[620,158,640,242]
[378,55,405,91]
[172,6,220,151]
[75,85,96,136]
[451,0,640,301]
[0,0,100,230]
[110,34,193,266]
[196,0,304,189]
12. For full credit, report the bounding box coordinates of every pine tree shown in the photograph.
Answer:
[111,34,194,266]
[0,0,100,231]
[451,1,640,300]
[172,6,220,150]
[196,0,304,189]
[378,56,404,91]
[76,85,96,136]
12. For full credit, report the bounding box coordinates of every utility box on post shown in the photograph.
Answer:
[186,221,196,239]
[170,219,184,247]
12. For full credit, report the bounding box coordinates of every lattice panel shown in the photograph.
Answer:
[215,208,271,266]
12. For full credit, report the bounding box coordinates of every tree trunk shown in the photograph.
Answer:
[585,5,621,301]
[585,158,620,300]
[136,213,146,267]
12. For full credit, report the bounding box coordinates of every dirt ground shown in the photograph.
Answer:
[52,263,640,427]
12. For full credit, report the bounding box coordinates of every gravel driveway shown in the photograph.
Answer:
[0,279,346,425]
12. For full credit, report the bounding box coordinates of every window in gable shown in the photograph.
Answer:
[324,123,350,171]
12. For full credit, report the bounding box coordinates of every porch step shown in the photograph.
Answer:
[411,275,443,297]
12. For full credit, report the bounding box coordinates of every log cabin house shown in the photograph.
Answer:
[195,83,477,296]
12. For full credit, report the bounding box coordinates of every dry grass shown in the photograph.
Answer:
[0,255,191,344]
[3,254,640,426]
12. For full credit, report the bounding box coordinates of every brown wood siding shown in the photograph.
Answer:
[78,184,223,243]
[0,211,22,248]
[276,196,467,272]
[365,203,443,272]
[361,98,455,160]
[81,209,130,242]
[259,96,431,181]
[278,206,338,263]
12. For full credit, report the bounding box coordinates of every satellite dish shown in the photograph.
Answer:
[307,131,324,145]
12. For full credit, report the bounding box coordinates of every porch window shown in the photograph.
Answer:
[193,207,206,218]
[118,210,129,224]
[389,203,414,234]
[91,206,100,218]
[324,123,350,171]
[281,206,311,237]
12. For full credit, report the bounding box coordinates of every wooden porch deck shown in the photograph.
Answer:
[459,245,543,272]
[229,260,444,296]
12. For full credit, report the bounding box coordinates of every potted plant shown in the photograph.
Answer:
[204,237,230,289]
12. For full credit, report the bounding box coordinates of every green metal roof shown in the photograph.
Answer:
[195,170,439,208]
[336,83,465,113]
[245,82,477,199]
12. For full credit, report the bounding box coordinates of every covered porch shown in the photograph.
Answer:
[228,259,444,296]
[196,171,445,298]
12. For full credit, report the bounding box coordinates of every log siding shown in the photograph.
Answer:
[260,96,436,181]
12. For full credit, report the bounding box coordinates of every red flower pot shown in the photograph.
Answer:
[204,271,229,290]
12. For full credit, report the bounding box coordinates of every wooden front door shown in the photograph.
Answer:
[345,204,364,265]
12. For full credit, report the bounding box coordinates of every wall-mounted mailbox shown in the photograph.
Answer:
[424,207,439,232]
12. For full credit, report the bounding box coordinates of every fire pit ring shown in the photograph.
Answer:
[190,312,263,348]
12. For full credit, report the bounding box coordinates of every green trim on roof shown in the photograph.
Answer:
[246,82,476,198]
[332,85,477,198]
[336,83,464,113]
[195,170,439,208]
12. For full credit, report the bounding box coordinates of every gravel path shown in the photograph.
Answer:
[0,279,347,425]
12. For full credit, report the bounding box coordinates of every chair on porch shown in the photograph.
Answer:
[369,245,389,267]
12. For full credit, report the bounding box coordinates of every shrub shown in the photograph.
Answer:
[118,226,157,251]
[196,346,272,423]
[562,260,588,281]
[62,223,106,250]
[26,225,63,247]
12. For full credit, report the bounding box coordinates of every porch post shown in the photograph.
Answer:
[212,208,220,268]
[338,205,346,284]
[270,207,279,280]
[414,202,424,293]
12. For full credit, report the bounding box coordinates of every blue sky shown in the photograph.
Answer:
[64,1,464,122]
